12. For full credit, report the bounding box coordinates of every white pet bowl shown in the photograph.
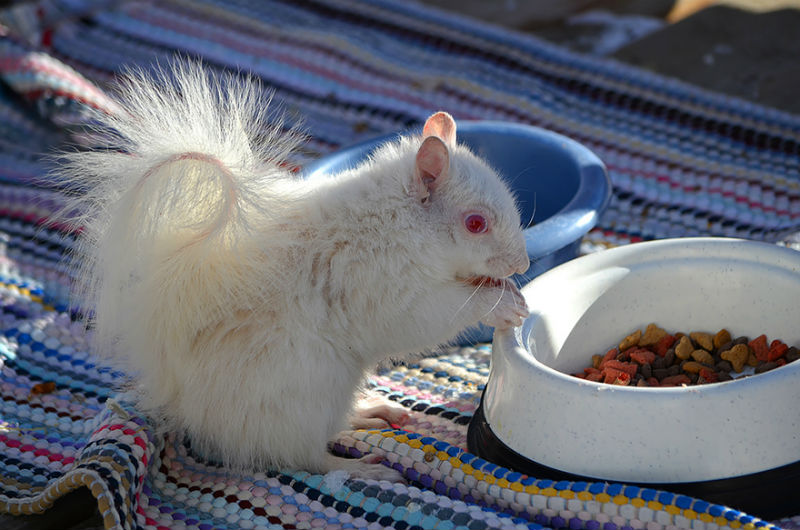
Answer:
[468,237,800,518]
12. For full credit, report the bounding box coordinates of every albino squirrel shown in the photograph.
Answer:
[59,62,529,481]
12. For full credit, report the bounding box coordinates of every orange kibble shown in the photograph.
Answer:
[575,327,798,388]
[602,368,631,386]
[603,359,638,377]
[612,372,631,386]
[699,367,718,383]
[749,334,769,362]
[768,340,788,362]
[653,334,676,357]
[629,349,656,365]
[660,374,691,386]
[602,367,626,384]
[599,348,618,369]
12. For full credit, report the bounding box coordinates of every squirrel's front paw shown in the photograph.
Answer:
[350,403,409,430]
[479,279,529,330]
[323,453,405,483]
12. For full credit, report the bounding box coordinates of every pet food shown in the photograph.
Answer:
[572,324,799,387]
[30,381,56,395]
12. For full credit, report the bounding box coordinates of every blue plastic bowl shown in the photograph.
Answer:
[302,121,611,344]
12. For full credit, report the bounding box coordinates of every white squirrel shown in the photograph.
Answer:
[59,62,529,480]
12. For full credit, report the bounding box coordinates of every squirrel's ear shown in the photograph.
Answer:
[412,136,449,204]
[422,111,456,147]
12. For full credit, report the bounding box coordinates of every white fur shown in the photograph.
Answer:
[56,61,529,479]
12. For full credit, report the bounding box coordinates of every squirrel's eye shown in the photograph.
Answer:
[465,213,488,234]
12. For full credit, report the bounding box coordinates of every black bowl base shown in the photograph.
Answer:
[467,393,800,520]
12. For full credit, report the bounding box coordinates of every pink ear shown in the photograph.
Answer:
[413,136,449,203]
[422,111,456,147]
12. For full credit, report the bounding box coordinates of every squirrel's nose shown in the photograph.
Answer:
[513,236,530,275]
[514,252,530,275]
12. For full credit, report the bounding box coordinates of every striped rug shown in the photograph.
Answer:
[1,1,799,529]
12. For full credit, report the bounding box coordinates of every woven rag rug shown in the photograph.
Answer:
[1,1,800,529]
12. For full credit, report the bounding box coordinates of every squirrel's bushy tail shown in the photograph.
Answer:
[57,61,302,403]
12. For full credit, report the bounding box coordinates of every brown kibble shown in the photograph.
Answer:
[716,340,733,354]
[424,452,435,462]
[713,329,732,350]
[787,347,800,363]
[619,329,641,351]
[690,349,715,366]
[747,350,759,367]
[755,361,779,374]
[721,344,749,372]
[575,327,799,387]
[690,332,714,351]
[641,363,652,379]
[716,360,733,373]
[681,361,704,374]
[663,348,675,366]
[675,335,694,360]
[30,381,56,395]
[639,323,667,346]
[711,350,723,364]
[652,368,669,380]
[352,121,370,133]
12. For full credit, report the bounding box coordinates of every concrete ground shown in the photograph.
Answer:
[427,0,800,114]
[614,3,800,114]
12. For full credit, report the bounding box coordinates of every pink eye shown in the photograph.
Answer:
[465,213,488,234]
